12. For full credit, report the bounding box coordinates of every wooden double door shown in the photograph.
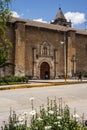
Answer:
[40,62,50,79]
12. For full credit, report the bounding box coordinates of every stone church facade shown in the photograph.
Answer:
[1,8,87,79]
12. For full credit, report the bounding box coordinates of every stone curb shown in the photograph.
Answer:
[0,81,87,91]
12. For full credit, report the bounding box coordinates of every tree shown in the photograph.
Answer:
[0,0,13,69]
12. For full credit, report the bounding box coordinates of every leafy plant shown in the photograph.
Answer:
[0,76,28,85]
[1,110,27,130]
[0,0,14,71]
[1,97,87,130]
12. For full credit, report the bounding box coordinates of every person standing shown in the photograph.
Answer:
[78,72,82,81]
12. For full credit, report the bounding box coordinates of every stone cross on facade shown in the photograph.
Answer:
[71,55,78,77]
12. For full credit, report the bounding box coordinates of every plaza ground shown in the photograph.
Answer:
[0,80,87,127]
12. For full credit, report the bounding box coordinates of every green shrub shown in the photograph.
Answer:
[0,77,3,83]
[0,76,27,85]
[1,110,27,130]
[1,97,87,130]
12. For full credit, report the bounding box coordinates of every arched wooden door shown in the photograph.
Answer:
[40,62,50,79]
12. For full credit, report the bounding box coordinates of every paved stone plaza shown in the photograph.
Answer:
[0,83,87,127]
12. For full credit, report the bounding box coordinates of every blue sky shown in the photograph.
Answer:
[10,0,87,29]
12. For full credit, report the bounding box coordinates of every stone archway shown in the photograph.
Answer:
[40,62,50,79]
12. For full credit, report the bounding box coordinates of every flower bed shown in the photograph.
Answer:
[1,97,87,130]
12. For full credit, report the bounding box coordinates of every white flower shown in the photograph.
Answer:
[14,123,17,127]
[35,127,38,129]
[18,121,25,125]
[30,110,36,116]
[18,117,24,122]
[18,114,25,122]
[15,122,25,126]
[54,121,60,125]
[29,97,34,101]
[73,113,79,118]
[58,124,61,127]
[48,110,54,115]
[54,122,58,125]
[45,125,52,130]
[37,117,43,121]
[57,116,62,120]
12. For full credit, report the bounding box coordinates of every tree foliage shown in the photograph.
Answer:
[0,0,13,68]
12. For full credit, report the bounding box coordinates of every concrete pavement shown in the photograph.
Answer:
[0,82,87,128]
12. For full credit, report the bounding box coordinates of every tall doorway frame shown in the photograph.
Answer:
[40,62,50,79]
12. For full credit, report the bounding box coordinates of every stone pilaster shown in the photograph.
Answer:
[67,31,76,77]
[32,48,38,79]
[54,49,59,78]
[67,36,72,77]
[14,22,26,76]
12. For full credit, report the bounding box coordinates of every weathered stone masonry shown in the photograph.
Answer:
[0,8,87,79]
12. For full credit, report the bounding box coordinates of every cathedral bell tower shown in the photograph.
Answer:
[51,7,71,27]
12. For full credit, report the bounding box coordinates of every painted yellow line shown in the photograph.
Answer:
[0,81,87,91]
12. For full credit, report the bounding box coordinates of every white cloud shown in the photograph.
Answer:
[33,18,47,23]
[65,12,86,26]
[11,11,20,18]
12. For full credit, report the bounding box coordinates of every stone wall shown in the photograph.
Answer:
[1,21,87,79]
[14,22,26,76]
[25,26,64,79]
[75,34,87,74]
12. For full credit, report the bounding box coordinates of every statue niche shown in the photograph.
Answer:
[40,41,50,56]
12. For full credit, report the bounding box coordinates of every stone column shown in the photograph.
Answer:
[32,48,37,79]
[67,31,76,77]
[67,36,72,77]
[54,49,58,78]
[14,22,26,76]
